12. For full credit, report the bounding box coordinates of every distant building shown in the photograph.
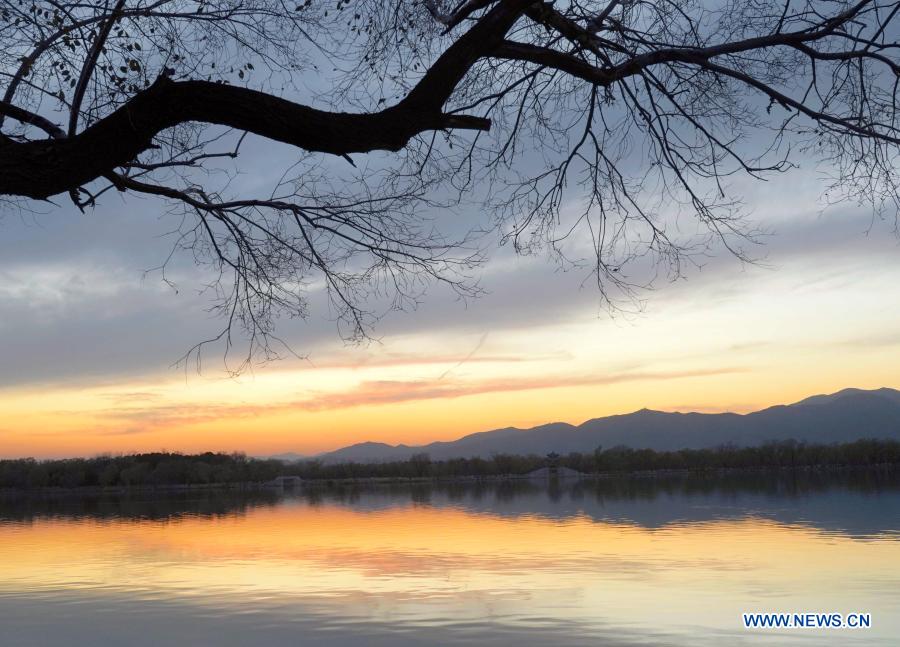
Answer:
[269,475,302,488]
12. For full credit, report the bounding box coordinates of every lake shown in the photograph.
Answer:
[1,471,898,646]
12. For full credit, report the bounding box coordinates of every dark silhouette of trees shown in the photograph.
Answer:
[1,440,897,489]
[2,1,899,361]
[0,451,283,489]
[293,439,900,479]
[408,452,433,477]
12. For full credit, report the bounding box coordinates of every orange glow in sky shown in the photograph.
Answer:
[3,185,900,459]
[3,265,899,459]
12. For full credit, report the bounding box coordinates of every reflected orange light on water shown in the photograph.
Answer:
[2,501,899,635]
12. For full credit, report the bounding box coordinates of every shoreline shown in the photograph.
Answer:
[1,462,896,496]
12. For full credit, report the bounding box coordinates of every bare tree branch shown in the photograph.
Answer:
[1,0,898,367]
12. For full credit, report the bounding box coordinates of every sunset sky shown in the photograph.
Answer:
[2,137,900,459]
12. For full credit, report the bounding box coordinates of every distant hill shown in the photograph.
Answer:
[311,388,900,464]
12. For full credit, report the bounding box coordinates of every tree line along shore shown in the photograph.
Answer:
[0,439,897,491]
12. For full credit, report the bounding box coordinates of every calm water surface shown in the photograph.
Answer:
[0,472,898,646]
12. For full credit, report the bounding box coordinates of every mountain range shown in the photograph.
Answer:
[295,387,900,464]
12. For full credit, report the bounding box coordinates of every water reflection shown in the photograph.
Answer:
[1,471,898,646]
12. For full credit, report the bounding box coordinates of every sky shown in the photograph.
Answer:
[2,137,899,460]
[2,4,899,459]
[4,17,900,462]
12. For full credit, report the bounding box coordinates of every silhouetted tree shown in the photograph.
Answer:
[409,452,433,477]
[2,1,899,362]
[0,441,899,489]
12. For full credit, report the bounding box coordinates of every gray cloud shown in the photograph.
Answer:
[1,145,898,391]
